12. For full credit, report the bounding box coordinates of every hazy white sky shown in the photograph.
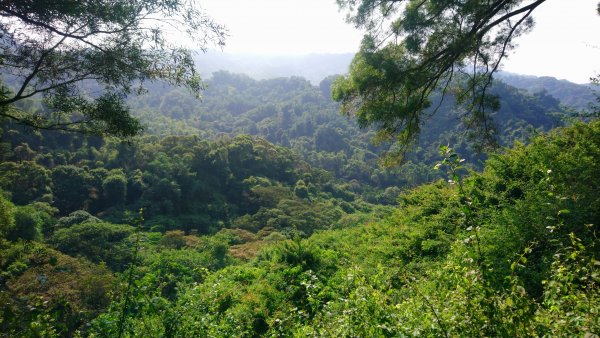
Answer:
[503,0,600,83]
[199,0,600,83]
[199,0,363,54]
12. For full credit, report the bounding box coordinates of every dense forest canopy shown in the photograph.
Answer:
[1,117,597,336]
[0,0,599,337]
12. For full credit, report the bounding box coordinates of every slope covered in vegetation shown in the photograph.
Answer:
[129,72,569,187]
[0,71,595,337]
[497,72,595,110]
[91,120,599,337]
[1,116,597,336]
[1,0,598,336]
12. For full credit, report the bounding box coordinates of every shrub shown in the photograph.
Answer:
[50,221,134,271]
[7,205,43,241]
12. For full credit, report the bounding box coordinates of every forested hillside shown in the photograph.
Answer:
[129,71,568,188]
[1,70,597,336]
[497,72,595,110]
[90,120,600,337]
[1,0,599,336]
[1,117,597,336]
[1,71,568,239]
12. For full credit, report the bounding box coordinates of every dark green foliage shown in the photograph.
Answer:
[0,122,377,233]
[0,161,52,205]
[0,69,571,205]
[28,202,59,236]
[293,180,310,199]
[102,169,127,207]
[159,230,188,249]
[7,205,44,241]
[51,165,93,214]
[127,70,568,189]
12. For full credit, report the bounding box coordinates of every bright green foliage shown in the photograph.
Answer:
[87,234,238,337]
[81,120,600,336]
[470,121,600,294]
[0,0,226,136]
[534,233,599,336]
[334,0,548,154]
[130,248,216,302]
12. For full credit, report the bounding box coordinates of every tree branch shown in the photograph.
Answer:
[8,36,68,103]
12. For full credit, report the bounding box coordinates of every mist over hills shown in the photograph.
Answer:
[195,51,354,85]
[196,51,596,110]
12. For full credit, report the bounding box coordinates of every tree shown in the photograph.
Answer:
[0,0,226,136]
[50,221,135,270]
[102,169,127,207]
[8,205,43,241]
[0,161,52,205]
[333,0,553,160]
[51,165,92,213]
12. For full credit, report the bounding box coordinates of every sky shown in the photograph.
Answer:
[198,0,600,84]
[199,0,363,55]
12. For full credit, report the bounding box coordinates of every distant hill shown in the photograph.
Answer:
[195,51,354,85]
[127,71,569,191]
[192,52,596,110]
[496,72,595,110]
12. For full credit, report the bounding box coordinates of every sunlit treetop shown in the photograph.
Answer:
[0,0,226,137]
[333,0,554,162]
